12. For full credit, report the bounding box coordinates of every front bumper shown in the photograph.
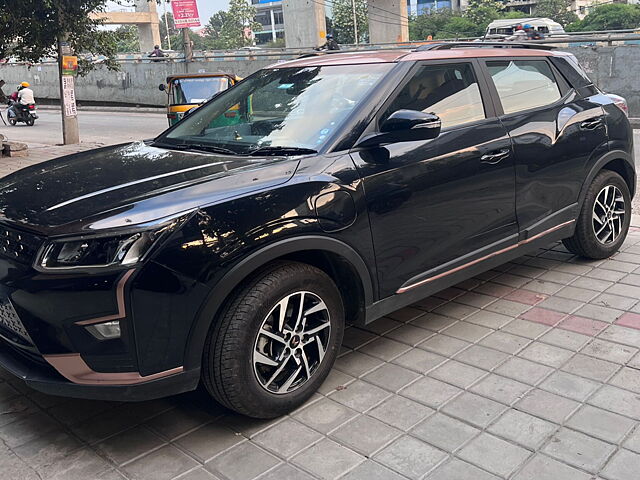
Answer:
[0,339,200,401]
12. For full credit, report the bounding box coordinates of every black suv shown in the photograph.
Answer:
[0,44,634,418]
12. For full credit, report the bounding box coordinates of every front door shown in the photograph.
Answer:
[351,61,518,298]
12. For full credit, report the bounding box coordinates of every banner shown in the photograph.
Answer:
[61,56,78,76]
[171,0,201,28]
[61,76,77,117]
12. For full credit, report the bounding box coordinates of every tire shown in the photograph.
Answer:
[563,170,631,259]
[26,116,34,126]
[202,261,345,418]
[8,118,16,126]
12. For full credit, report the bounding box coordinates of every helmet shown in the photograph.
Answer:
[154,45,160,49]
[20,81,30,88]
[523,24,532,29]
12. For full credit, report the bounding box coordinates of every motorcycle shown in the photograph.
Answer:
[7,100,38,126]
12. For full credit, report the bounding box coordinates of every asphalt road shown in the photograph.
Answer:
[0,109,167,146]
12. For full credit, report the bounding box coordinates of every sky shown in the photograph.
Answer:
[106,1,231,25]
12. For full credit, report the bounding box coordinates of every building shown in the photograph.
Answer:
[406,0,469,15]
[252,0,285,45]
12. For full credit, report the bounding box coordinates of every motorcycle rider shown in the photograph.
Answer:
[315,34,340,51]
[8,82,35,121]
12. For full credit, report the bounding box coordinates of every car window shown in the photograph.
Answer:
[486,60,562,115]
[382,63,486,129]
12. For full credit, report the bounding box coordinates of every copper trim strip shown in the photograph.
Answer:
[74,269,136,326]
[43,353,183,385]
[396,220,575,294]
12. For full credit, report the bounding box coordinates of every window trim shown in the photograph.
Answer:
[478,57,570,118]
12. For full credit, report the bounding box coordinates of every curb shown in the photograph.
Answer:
[36,105,165,114]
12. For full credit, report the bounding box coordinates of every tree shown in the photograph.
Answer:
[464,0,504,26]
[566,4,640,32]
[533,0,578,27]
[212,0,262,49]
[204,11,232,49]
[113,25,140,53]
[159,11,178,49]
[0,0,120,72]
[331,0,368,44]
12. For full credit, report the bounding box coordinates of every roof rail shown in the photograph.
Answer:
[414,42,556,51]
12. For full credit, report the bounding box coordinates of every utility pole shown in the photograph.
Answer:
[183,27,193,66]
[351,0,358,44]
[164,0,172,50]
[57,34,79,145]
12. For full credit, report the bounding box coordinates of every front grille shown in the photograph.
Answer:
[0,225,42,265]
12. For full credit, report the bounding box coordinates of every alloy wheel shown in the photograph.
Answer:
[253,291,331,394]
[592,184,625,245]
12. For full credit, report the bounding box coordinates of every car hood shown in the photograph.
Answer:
[0,141,300,236]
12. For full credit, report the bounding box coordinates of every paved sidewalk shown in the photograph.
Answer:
[2,147,640,479]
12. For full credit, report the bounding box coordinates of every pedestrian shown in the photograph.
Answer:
[148,45,166,60]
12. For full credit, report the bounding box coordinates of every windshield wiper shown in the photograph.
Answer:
[153,141,238,155]
[248,146,318,156]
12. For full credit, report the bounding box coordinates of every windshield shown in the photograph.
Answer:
[159,64,393,154]
[171,77,230,105]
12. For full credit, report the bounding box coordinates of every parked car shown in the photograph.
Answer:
[0,43,634,418]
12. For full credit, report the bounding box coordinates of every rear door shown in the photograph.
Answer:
[479,56,609,236]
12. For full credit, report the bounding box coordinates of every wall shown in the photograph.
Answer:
[1,45,639,115]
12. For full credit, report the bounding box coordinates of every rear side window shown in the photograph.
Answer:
[486,60,562,114]
[382,62,486,129]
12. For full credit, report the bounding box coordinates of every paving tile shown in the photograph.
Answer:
[374,435,447,479]
[412,296,447,311]
[362,317,403,335]
[43,448,113,480]
[392,349,446,374]
[589,385,640,420]
[400,376,462,409]
[218,412,281,439]
[253,418,322,459]
[591,293,637,311]
[623,426,640,453]
[504,289,548,306]
[493,273,530,288]
[495,357,554,385]
[600,448,640,480]
[387,307,426,322]
[433,287,466,301]
[293,397,358,434]
[411,412,480,452]
[599,325,640,348]
[465,310,513,329]
[559,315,608,336]
[513,453,592,480]
[257,464,314,480]
[571,276,614,291]
[331,415,401,456]
[363,363,421,393]
[515,389,580,424]
[340,460,406,480]
[419,334,471,356]
[455,291,497,308]
[479,331,530,354]
[561,354,619,382]
[385,324,434,346]
[441,392,506,428]
[12,429,82,470]
[429,360,486,388]
[574,304,624,323]
[426,458,500,480]
[454,345,509,371]
[537,296,584,314]
[501,319,551,339]
[343,327,377,349]
[0,410,62,448]
[334,351,384,378]
[410,313,458,332]
[358,337,411,361]
[470,374,531,405]
[566,405,635,444]
[317,369,355,395]
[458,433,530,477]
[124,445,200,480]
[47,399,115,426]
[206,442,280,480]
[488,409,556,449]
[368,395,434,431]
[329,380,389,413]
[520,307,565,326]
[485,298,532,316]
[97,426,165,466]
[433,301,478,320]
[542,428,616,473]
[538,270,577,285]
[616,312,640,330]
[523,279,564,295]
[609,366,640,394]
[539,328,591,351]
[539,371,599,402]
[473,282,515,298]
[581,338,638,364]
[556,285,599,302]
[607,282,640,298]
[519,342,574,368]
[145,407,212,441]
[444,320,493,343]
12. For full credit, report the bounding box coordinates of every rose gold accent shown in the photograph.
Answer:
[43,353,183,385]
[396,220,575,294]
[75,269,136,326]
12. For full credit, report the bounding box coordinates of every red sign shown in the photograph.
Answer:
[171,0,201,28]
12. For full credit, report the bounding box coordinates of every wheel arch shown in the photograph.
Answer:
[579,150,636,207]
[182,236,374,370]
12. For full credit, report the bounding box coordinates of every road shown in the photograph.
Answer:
[0,109,167,146]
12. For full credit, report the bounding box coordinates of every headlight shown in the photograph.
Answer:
[36,212,191,271]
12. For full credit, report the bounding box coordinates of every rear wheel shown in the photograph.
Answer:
[26,116,34,126]
[202,261,345,418]
[563,170,631,259]
[8,118,16,126]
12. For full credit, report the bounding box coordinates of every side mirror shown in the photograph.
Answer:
[357,110,441,148]
[158,84,166,92]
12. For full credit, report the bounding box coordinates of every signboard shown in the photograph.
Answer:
[61,56,78,76]
[171,0,201,28]
[61,76,77,117]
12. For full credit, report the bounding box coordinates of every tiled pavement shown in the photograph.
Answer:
[2,144,640,479]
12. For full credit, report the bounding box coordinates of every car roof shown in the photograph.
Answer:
[273,47,558,69]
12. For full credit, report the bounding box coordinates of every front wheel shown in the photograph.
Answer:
[26,116,34,126]
[8,118,16,126]
[202,261,345,418]
[563,170,631,259]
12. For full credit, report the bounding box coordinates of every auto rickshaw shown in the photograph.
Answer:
[158,73,241,126]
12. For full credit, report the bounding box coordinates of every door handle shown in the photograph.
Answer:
[580,118,603,130]
[481,149,510,165]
